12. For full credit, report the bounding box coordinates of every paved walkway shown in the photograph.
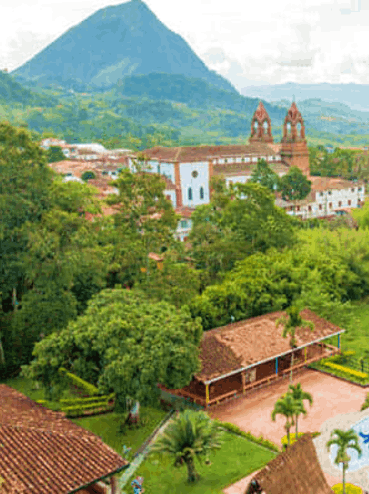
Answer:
[208,369,369,493]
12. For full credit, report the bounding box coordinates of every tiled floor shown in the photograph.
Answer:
[212,369,369,493]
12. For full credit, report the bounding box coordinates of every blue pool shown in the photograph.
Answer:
[329,416,369,472]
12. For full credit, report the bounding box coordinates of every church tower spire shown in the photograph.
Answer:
[249,101,273,143]
[280,102,310,175]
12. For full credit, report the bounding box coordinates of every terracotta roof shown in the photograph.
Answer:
[148,252,164,262]
[213,162,288,177]
[253,101,270,122]
[161,176,177,191]
[175,207,195,219]
[197,309,344,382]
[309,176,364,191]
[0,385,128,494]
[248,433,334,494]
[141,144,276,163]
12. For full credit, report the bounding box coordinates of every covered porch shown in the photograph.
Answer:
[159,338,342,409]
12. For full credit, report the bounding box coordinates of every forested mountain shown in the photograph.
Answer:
[0,70,56,107]
[11,0,235,93]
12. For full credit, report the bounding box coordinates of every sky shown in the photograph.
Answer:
[2,0,369,89]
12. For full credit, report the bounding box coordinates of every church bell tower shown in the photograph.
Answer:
[280,102,310,175]
[250,101,274,143]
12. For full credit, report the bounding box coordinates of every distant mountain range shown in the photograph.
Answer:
[241,82,369,112]
[12,0,235,94]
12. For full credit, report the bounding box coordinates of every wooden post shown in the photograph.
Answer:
[242,371,246,393]
[304,346,307,362]
[205,384,209,408]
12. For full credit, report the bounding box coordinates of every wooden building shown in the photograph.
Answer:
[245,433,334,494]
[159,309,344,408]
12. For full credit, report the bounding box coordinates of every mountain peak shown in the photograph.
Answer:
[12,0,236,93]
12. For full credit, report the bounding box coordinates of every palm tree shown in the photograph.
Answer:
[326,429,362,494]
[271,393,305,447]
[287,383,313,438]
[276,306,314,383]
[148,409,223,483]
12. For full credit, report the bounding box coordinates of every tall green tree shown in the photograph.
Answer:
[278,166,312,215]
[271,393,304,446]
[21,288,203,409]
[287,383,313,437]
[276,306,314,383]
[250,158,280,192]
[148,410,223,483]
[46,146,66,163]
[326,429,362,494]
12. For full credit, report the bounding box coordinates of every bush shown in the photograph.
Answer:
[332,483,363,494]
[213,419,280,452]
[322,361,368,380]
[81,171,96,181]
[281,431,321,446]
[58,367,99,396]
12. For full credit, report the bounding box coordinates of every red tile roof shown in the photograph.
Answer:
[196,309,343,382]
[0,385,128,494]
[309,176,364,191]
[141,144,276,162]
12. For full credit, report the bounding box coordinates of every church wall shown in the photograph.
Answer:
[180,161,209,207]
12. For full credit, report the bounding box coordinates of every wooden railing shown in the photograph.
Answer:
[159,346,340,409]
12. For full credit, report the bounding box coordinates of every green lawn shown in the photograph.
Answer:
[122,432,276,494]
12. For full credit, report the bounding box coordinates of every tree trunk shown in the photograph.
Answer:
[295,414,298,438]
[342,462,347,494]
[286,425,291,446]
[186,457,198,483]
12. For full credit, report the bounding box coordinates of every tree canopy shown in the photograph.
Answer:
[21,288,203,409]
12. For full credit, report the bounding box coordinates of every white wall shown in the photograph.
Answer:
[180,162,209,207]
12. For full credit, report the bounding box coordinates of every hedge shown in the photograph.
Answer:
[58,367,99,396]
[60,393,115,405]
[213,419,280,453]
[61,401,115,417]
[322,361,368,380]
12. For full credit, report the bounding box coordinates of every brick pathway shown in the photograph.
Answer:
[207,368,369,493]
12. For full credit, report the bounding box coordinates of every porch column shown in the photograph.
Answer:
[338,334,340,349]
[205,383,209,407]
[242,371,246,393]
[110,476,118,494]
[275,357,278,374]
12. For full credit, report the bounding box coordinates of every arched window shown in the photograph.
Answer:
[188,187,193,201]
[200,186,204,200]
[297,122,302,137]
[254,121,258,129]
[286,122,292,135]
[263,121,268,134]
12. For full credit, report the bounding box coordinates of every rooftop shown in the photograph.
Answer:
[197,309,344,382]
[0,385,128,494]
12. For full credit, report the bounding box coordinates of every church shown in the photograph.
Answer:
[129,102,364,241]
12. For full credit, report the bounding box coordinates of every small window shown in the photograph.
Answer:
[192,170,198,178]
[200,186,204,200]
[188,188,193,201]
[245,157,251,162]
[338,201,342,207]
[308,205,312,212]
[166,194,171,200]
[329,202,332,208]
[359,187,362,192]
[351,188,355,192]
[328,190,332,195]
[180,220,188,228]
[348,200,351,206]
[296,205,300,212]
[252,157,257,162]
[241,157,245,162]
[224,159,228,164]
[319,192,323,197]
[319,204,322,210]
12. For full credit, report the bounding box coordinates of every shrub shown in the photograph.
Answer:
[81,171,96,181]
[58,367,99,396]
[332,483,363,494]
[322,361,368,380]
[281,431,321,446]
[213,419,280,452]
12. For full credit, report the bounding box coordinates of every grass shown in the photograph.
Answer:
[123,431,277,494]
